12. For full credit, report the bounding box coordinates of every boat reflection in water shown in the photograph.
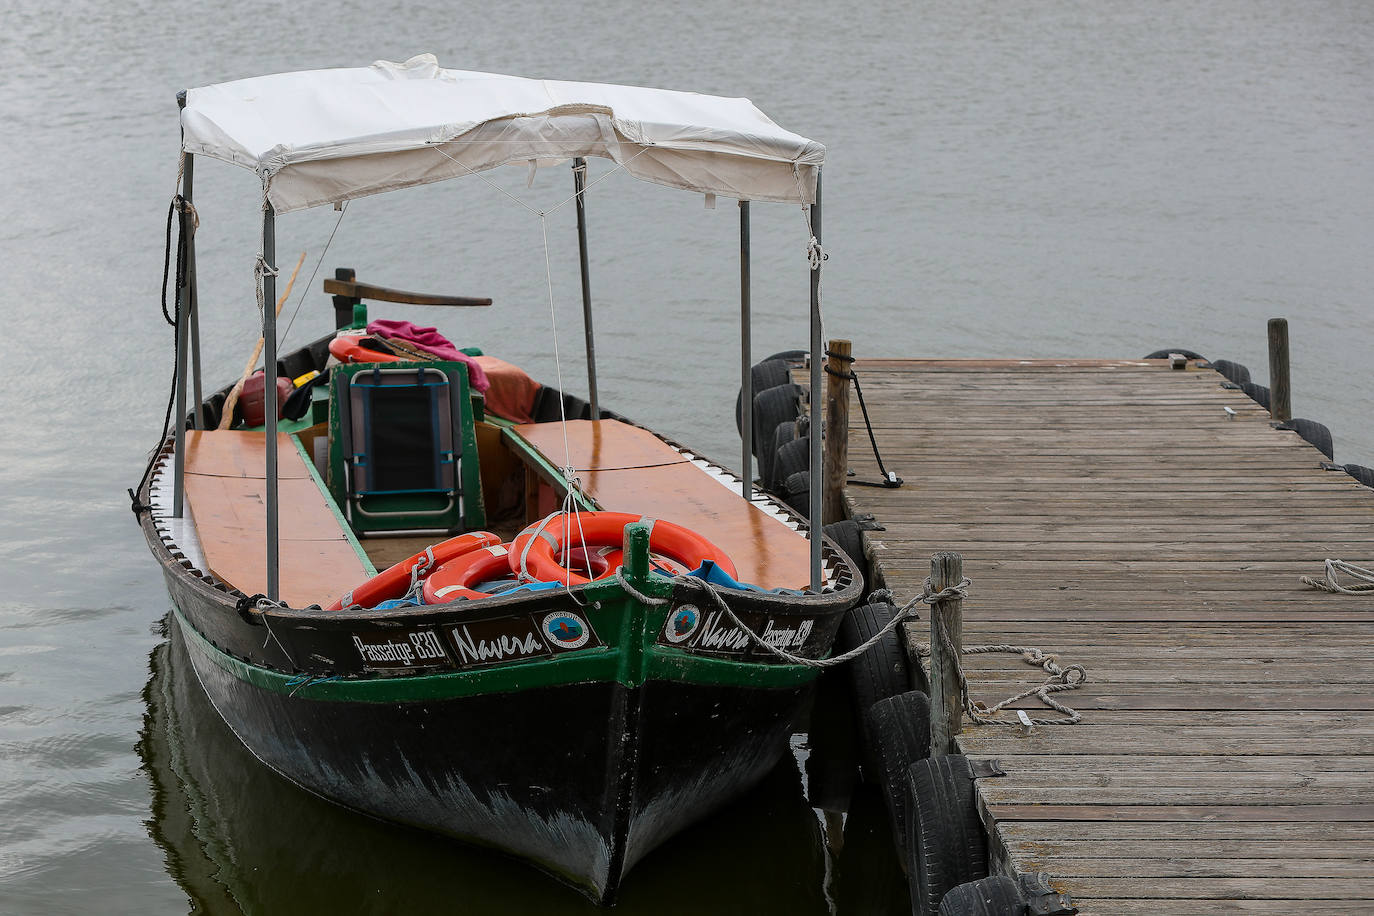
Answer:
[140,614,907,914]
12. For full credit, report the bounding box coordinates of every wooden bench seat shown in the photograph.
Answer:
[182,430,371,607]
[511,420,811,590]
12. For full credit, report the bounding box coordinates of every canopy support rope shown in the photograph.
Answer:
[280,200,349,348]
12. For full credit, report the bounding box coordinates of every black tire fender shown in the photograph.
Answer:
[1208,359,1251,386]
[735,359,796,434]
[937,876,1025,915]
[1143,347,1205,360]
[782,470,811,516]
[1239,381,1271,410]
[772,435,811,495]
[1343,464,1374,488]
[837,602,911,750]
[905,755,989,916]
[751,384,805,462]
[864,690,932,863]
[821,519,866,573]
[1277,418,1334,460]
[764,420,798,490]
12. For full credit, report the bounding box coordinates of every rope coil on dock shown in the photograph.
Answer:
[1301,559,1374,594]
[919,575,1089,727]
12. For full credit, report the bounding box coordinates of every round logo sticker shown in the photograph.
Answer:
[664,604,700,644]
[542,612,590,650]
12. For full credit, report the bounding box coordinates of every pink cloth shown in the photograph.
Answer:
[366,319,489,392]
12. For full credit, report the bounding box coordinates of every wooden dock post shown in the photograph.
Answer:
[822,338,852,524]
[928,551,964,757]
[1268,317,1292,423]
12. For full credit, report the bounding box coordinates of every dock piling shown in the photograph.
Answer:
[928,550,965,758]
[1268,317,1292,423]
[822,338,852,524]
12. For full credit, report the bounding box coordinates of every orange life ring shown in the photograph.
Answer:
[326,531,502,610]
[422,543,517,603]
[509,512,736,587]
[328,335,403,365]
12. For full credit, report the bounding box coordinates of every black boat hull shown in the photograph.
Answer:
[175,597,807,902]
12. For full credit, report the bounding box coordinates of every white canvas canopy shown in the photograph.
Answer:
[181,54,825,214]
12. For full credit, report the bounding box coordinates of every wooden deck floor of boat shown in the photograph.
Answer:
[512,419,812,590]
[181,430,370,608]
[839,359,1374,913]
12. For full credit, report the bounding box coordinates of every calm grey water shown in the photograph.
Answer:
[2,1,1371,912]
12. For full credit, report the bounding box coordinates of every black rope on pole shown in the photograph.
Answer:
[822,352,902,488]
[130,197,189,516]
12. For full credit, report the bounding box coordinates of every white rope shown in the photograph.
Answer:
[611,575,957,669]
[1301,559,1374,594]
[543,146,656,216]
[917,576,1088,727]
[254,184,278,326]
[404,546,438,601]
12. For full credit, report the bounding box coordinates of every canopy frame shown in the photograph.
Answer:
[168,60,829,600]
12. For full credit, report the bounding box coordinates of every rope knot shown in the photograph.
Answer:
[807,237,826,270]
[922,576,971,604]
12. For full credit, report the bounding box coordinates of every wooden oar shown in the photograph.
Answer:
[217,252,307,430]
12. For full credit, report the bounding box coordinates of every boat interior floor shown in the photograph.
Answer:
[160,418,819,609]
[509,420,813,591]
[175,429,369,608]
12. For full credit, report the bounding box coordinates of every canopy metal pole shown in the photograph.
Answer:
[171,161,192,518]
[808,171,823,591]
[184,155,205,429]
[262,202,280,602]
[572,158,599,418]
[172,94,189,518]
[739,200,752,501]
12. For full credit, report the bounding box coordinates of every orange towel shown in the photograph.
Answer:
[473,356,542,423]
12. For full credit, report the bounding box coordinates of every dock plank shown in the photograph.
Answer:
[838,359,1374,912]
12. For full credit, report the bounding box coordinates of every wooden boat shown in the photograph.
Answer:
[139,613,836,911]
[133,56,860,904]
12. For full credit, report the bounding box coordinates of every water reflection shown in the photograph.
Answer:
[139,617,905,914]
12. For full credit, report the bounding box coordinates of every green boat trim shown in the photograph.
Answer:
[173,594,819,705]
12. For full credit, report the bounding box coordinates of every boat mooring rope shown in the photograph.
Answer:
[616,570,1088,724]
[823,349,902,488]
[615,573,936,669]
[1301,559,1374,594]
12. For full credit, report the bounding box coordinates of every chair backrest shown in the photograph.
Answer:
[328,361,485,535]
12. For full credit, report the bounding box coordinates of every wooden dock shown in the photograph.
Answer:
[838,359,1374,914]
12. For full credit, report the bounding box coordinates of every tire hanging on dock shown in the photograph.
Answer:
[782,470,811,516]
[765,420,798,491]
[864,690,932,866]
[1142,348,1205,360]
[1208,359,1251,386]
[821,519,866,576]
[836,602,911,764]
[1239,381,1271,410]
[1276,418,1335,460]
[734,358,796,434]
[905,755,990,916]
[751,383,806,462]
[936,876,1025,916]
[772,435,811,493]
[1344,464,1374,488]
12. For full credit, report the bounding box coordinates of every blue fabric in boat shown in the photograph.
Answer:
[688,560,808,596]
